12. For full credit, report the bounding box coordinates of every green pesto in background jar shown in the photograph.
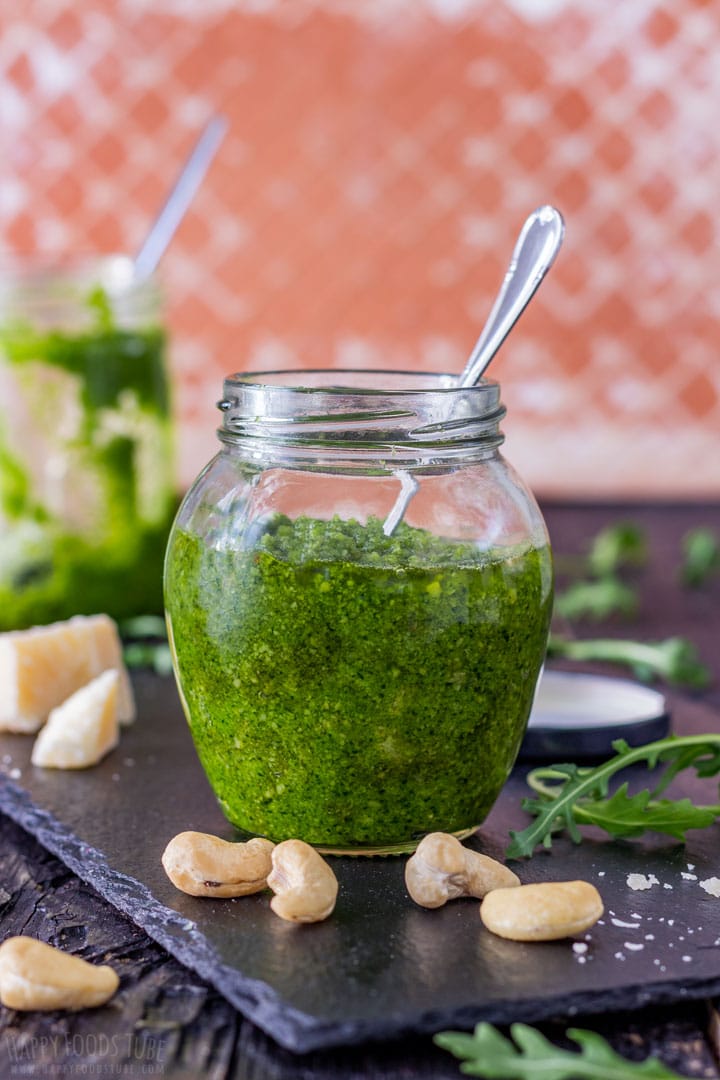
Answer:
[165,369,554,855]
[167,514,552,852]
[0,257,175,630]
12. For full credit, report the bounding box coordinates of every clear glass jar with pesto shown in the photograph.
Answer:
[165,371,553,854]
[0,256,175,630]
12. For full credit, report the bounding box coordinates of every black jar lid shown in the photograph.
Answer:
[519,669,670,761]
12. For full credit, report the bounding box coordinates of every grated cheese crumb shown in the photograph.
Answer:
[626,873,659,891]
[700,877,720,897]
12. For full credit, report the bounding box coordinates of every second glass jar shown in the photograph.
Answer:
[165,370,553,854]
[0,256,174,630]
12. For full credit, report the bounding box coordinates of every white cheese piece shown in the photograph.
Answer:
[626,873,659,892]
[31,670,119,769]
[0,615,135,732]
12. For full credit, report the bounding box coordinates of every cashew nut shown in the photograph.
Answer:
[161,832,275,898]
[267,839,338,923]
[480,880,604,941]
[0,937,119,1011]
[405,832,520,909]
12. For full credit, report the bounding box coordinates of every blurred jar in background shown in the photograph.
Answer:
[0,256,174,630]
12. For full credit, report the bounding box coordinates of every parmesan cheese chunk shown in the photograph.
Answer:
[0,614,135,732]
[700,877,720,897]
[31,670,120,769]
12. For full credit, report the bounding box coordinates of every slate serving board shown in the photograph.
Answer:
[1,673,720,1055]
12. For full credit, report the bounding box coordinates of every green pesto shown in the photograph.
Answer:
[166,514,553,850]
[0,302,173,630]
[0,317,169,417]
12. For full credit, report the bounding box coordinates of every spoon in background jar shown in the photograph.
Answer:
[134,115,229,280]
[382,205,565,536]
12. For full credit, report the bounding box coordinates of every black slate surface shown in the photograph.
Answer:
[1,673,720,1055]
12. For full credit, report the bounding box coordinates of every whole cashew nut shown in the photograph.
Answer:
[161,832,275,898]
[480,880,604,941]
[405,832,520,909]
[0,937,119,1011]
[267,839,338,923]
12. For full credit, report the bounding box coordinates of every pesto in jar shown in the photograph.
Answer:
[166,514,553,852]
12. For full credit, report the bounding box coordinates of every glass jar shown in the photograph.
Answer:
[165,370,553,855]
[0,256,175,630]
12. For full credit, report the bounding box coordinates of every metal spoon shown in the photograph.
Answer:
[134,115,229,280]
[457,204,564,387]
[382,205,564,536]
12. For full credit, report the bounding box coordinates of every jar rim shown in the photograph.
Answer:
[0,254,161,296]
[218,368,505,460]
[0,254,162,328]
[223,368,499,397]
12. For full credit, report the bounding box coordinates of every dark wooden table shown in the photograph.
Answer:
[2,502,720,1079]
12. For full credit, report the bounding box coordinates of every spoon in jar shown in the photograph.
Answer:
[382,205,565,536]
[456,204,564,387]
[134,115,229,280]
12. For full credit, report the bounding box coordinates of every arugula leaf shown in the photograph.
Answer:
[120,614,172,676]
[507,734,720,858]
[554,579,637,621]
[123,641,174,677]
[547,634,710,688]
[681,527,720,588]
[119,615,167,639]
[435,1022,684,1079]
[587,523,648,578]
[570,783,719,840]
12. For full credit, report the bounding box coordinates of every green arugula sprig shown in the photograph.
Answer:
[435,1022,684,1080]
[587,522,648,578]
[547,634,710,688]
[553,579,638,622]
[553,523,647,622]
[681,527,720,588]
[120,615,173,676]
[507,734,720,858]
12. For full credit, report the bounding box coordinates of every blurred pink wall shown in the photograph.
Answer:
[2,0,720,498]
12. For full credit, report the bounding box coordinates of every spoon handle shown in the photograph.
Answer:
[457,205,564,388]
[134,116,229,281]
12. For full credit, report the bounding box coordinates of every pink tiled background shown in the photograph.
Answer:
[3,1,720,498]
